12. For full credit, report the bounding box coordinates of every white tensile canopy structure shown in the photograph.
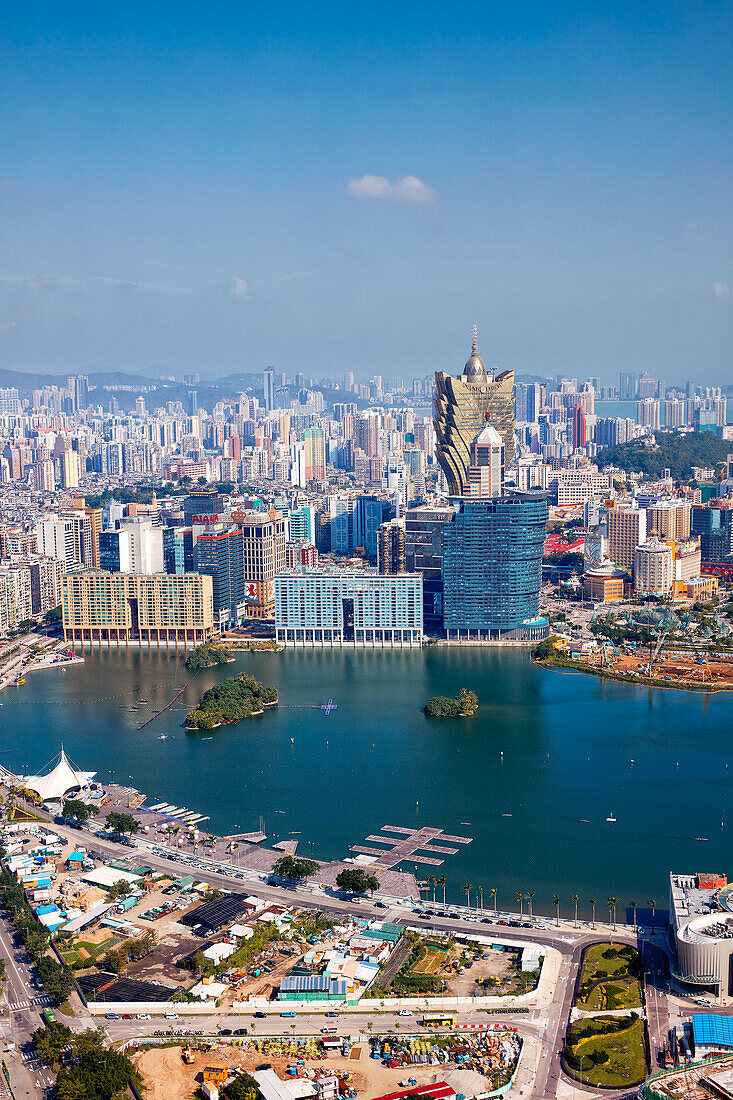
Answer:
[7,748,96,802]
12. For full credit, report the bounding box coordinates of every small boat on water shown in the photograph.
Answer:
[606,815,617,823]
[17,678,25,685]
[696,836,709,842]
[158,735,167,741]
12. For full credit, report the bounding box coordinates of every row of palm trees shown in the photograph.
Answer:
[423,877,658,933]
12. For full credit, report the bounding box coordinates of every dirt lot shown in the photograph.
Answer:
[133,1044,461,1100]
[588,649,733,687]
[445,947,523,997]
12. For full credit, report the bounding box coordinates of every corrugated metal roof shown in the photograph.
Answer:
[692,1014,733,1048]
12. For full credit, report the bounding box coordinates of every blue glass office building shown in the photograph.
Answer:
[443,494,549,642]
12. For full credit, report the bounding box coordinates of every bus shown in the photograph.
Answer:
[41,1009,58,1027]
[422,1014,457,1028]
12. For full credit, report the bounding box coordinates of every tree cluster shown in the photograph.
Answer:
[105,811,140,835]
[271,856,320,882]
[224,1072,261,1100]
[424,689,479,717]
[596,430,731,481]
[34,1025,141,1099]
[62,799,93,823]
[0,869,74,1003]
[186,673,278,729]
[105,931,155,974]
[335,868,380,895]
[184,643,233,671]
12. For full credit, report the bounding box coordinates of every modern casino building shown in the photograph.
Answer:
[442,492,549,644]
[670,871,733,999]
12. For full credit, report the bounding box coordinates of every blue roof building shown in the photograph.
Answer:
[692,1014,733,1054]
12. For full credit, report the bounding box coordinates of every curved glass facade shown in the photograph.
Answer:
[442,494,549,641]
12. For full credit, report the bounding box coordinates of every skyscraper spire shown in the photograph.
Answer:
[471,323,478,355]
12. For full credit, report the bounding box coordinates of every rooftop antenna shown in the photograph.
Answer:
[471,324,478,355]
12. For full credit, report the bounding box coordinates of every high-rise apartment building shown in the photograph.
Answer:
[99,529,131,573]
[0,563,33,634]
[9,555,63,616]
[377,520,405,574]
[117,517,164,573]
[647,500,691,541]
[692,505,733,563]
[404,504,455,634]
[162,526,194,575]
[619,372,636,400]
[634,538,674,596]
[572,405,587,450]
[303,427,326,482]
[442,494,548,643]
[59,448,79,489]
[35,512,87,572]
[194,527,245,629]
[239,510,287,618]
[434,327,515,494]
[62,572,214,647]
[606,503,647,572]
[263,367,276,413]
[0,388,21,416]
[72,498,101,568]
[637,398,661,429]
[32,459,55,491]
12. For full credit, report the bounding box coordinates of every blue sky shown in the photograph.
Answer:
[1,2,732,384]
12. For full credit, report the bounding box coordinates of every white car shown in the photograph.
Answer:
[397,1009,413,1017]
[136,1013,151,1020]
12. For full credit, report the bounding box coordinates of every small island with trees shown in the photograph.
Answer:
[424,688,479,717]
[186,673,278,730]
[184,642,234,671]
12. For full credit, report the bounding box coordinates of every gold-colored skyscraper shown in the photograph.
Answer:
[434,327,515,495]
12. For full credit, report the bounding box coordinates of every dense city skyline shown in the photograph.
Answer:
[2,3,732,382]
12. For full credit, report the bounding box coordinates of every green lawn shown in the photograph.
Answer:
[577,943,643,1010]
[564,1015,648,1087]
[59,935,120,968]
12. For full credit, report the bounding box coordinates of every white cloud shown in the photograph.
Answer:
[228,276,251,300]
[714,282,731,298]
[347,174,435,204]
[21,276,57,291]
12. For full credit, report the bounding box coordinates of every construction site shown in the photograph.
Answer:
[551,605,733,689]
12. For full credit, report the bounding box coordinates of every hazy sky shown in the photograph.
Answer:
[1,2,732,384]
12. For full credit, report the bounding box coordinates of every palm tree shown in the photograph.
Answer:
[464,883,473,911]
[553,894,560,927]
[527,891,535,920]
[428,875,436,904]
[438,875,447,908]
[515,891,524,919]
[608,896,618,933]
[491,887,498,916]
[572,894,579,928]
[648,898,656,935]
[589,898,596,929]
[478,886,484,912]
[630,900,637,930]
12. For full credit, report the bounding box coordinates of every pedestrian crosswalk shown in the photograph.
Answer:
[5,994,53,1011]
